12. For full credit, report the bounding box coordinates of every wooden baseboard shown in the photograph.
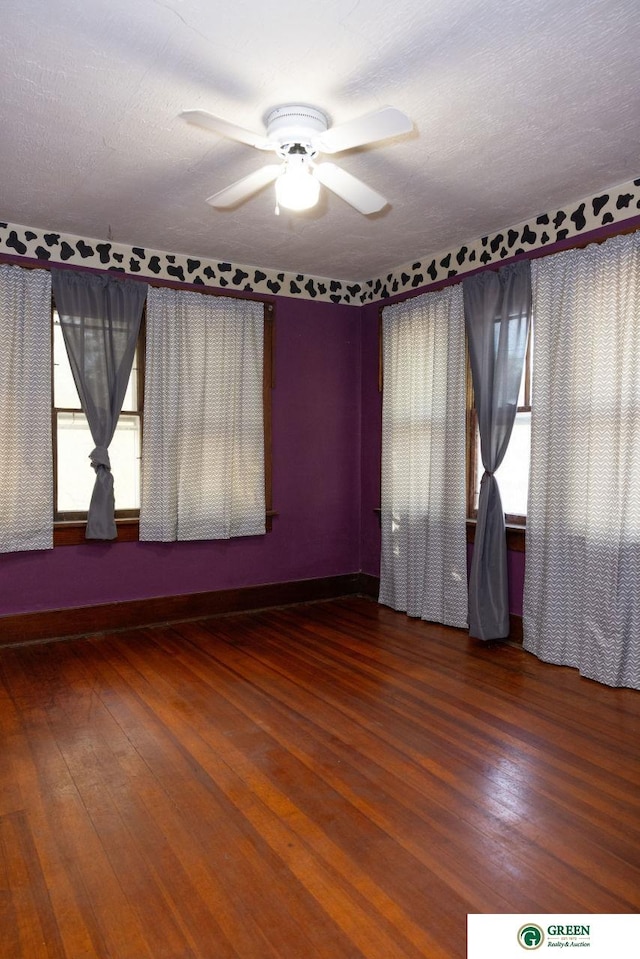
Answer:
[509,614,523,644]
[355,573,379,599]
[0,571,520,649]
[0,573,377,647]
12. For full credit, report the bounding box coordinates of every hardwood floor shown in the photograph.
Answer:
[0,596,638,959]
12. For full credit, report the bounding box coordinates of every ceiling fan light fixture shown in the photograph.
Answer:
[275,156,320,211]
[182,102,412,214]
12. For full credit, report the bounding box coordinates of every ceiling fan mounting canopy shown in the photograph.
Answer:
[263,104,328,159]
[180,101,413,215]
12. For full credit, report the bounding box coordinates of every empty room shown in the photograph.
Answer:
[0,2,639,957]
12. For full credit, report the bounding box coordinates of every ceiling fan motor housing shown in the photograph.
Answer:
[265,105,328,158]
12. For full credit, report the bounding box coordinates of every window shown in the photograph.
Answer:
[52,307,144,522]
[468,323,532,524]
[51,289,273,545]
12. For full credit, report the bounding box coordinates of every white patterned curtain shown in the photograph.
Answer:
[0,265,52,552]
[140,288,265,542]
[379,285,468,627]
[524,233,640,689]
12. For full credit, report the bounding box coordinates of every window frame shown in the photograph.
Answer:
[466,324,532,527]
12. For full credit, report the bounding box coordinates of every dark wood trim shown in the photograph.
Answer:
[374,515,525,551]
[466,519,526,553]
[506,524,526,553]
[504,512,527,527]
[0,561,519,659]
[53,518,140,546]
[54,514,278,547]
[509,613,523,644]
[355,572,380,599]
[0,573,368,647]
[465,350,478,520]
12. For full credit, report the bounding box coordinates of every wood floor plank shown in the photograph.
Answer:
[0,596,639,958]
[83,636,366,959]
[0,810,66,959]
[174,613,638,914]
[168,618,521,919]
[95,628,441,959]
[0,648,158,959]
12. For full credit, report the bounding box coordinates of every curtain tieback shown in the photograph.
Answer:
[89,446,111,472]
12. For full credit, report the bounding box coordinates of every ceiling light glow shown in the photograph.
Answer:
[275,156,320,211]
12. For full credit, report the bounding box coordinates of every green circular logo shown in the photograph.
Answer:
[517,924,545,950]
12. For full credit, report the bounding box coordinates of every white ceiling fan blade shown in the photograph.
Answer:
[318,106,412,154]
[206,165,282,208]
[314,163,388,214]
[180,110,271,150]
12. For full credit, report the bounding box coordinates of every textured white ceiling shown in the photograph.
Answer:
[1,0,639,281]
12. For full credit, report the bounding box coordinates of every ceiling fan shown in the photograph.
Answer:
[180,104,413,215]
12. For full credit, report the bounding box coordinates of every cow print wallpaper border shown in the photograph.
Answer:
[1,176,639,306]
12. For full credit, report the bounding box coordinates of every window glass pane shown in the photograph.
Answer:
[109,415,141,510]
[56,412,141,513]
[53,317,81,409]
[125,351,138,411]
[474,411,531,518]
[53,312,138,411]
[497,411,531,516]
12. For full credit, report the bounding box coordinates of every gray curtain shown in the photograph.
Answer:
[52,269,147,540]
[464,261,531,639]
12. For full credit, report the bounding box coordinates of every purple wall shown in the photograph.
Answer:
[0,296,361,616]
[7,219,638,621]
[0,286,526,619]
